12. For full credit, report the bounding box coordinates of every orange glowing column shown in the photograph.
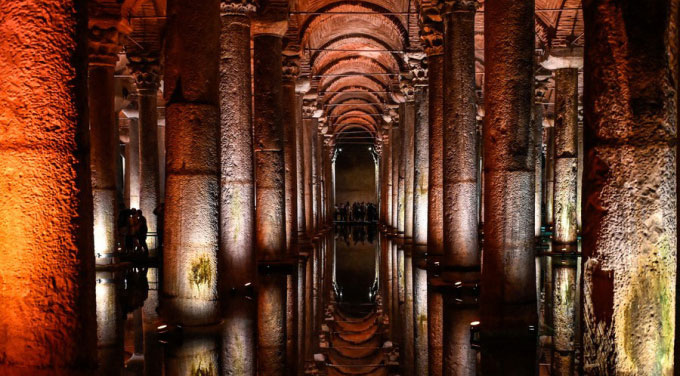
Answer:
[0,1,96,373]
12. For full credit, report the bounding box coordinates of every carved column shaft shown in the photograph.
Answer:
[219,3,257,374]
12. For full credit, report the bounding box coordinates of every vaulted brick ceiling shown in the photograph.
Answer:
[120,0,584,142]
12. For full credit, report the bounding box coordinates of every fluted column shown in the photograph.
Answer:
[129,56,161,247]
[219,1,257,374]
[408,51,430,376]
[582,1,676,373]
[253,20,288,376]
[481,0,536,372]
[162,0,220,325]
[89,10,130,264]
[420,9,445,376]
[0,2,96,371]
[440,1,480,374]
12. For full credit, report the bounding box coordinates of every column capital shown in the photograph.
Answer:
[302,99,318,119]
[220,0,257,15]
[539,47,584,70]
[282,54,301,82]
[400,74,416,102]
[418,8,444,56]
[405,52,428,87]
[437,0,480,14]
[88,17,131,66]
[128,54,161,92]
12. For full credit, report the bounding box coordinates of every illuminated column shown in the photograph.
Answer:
[89,11,129,264]
[315,124,324,231]
[534,85,547,238]
[408,51,430,376]
[385,126,394,228]
[125,118,141,209]
[481,0,536,372]
[440,1,479,374]
[311,120,320,233]
[282,55,300,376]
[420,9,445,376]
[0,1,96,371]
[253,21,288,376]
[129,56,161,243]
[162,0,220,325]
[398,76,416,374]
[219,1,257,374]
[392,112,401,232]
[296,84,309,242]
[302,100,316,236]
[582,1,677,373]
[544,124,555,227]
[397,109,406,236]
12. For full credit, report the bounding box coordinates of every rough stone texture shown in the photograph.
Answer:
[481,0,537,337]
[413,86,430,253]
[163,104,220,325]
[403,101,416,241]
[0,1,97,373]
[283,59,299,253]
[302,112,316,236]
[219,6,256,375]
[254,34,287,261]
[544,125,555,226]
[295,94,307,241]
[90,64,119,264]
[533,102,544,237]
[442,2,479,278]
[392,124,402,232]
[442,303,477,376]
[553,68,579,246]
[582,0,677,374]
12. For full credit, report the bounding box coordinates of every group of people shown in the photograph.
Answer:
[334,202,378,223]
[118,208,149,257]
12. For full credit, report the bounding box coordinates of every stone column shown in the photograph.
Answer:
[481,0,536,373]
[129,56,161,247]
[420,9,445,376]
[534,85,547,238]
[219,1,257,374]
[302,100,316,236]
[124,117,141,209]
[385,126,394,228]
[89,11,129,264]
[162,0,220,325]
[311,121,320,233]
[408,52,430,376]
[0,2,96,371]
[541,51,582,376]
[582,1,677,374]
[440,1,479,374]
[392,114,401,232]
[397,108,407,237]
[544,124,555,227]
[282,54,300,376]
[253,21,288,376]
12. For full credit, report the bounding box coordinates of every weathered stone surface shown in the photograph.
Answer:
[0,1,96,372]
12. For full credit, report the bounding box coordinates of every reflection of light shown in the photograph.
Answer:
[158,324,167,330]
[455,281,462,287]
[244,282,252,287]
[93,223,109,254]
[470,321,480,326]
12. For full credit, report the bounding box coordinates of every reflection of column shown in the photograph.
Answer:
[166,333,219,376]
[162,0,220,325]
[89,14,129,264]
[129,56,161,240]
[219,1,257,373]
[253,25,288,376]
[420,9,445,376]
[582,1,677,373]
[551,259,576,376]
[96,271,125,376]
[481,0,536,373]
